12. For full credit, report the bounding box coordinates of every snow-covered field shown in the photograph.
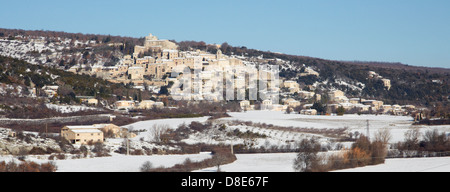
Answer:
[123,116,210,141]
[0,152,213,172]
[2,111,449,172]
[197,153,450,172]
[4,151,448,172]
[198,153,298,172]
[55,152,212,172]
[335,157,450,172]
[91,111,450,172]
[223,111,450,143]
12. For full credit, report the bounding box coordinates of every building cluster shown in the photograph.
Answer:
[60,123,135,145]
[299,66,320,77]
[78,34,245,89]
[114,100,164,110]
[239,79,320,112]
[300,90,416,115]
[40,85,100,106]
[240,88,416,116]
[61,33,414,115]
[71,34,275,106]
[368,71,391,90]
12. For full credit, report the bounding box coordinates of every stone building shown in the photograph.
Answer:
[61,125,104,145]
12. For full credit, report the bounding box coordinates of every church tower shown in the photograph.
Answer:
[145,33,158,41]
[216,49,223,59]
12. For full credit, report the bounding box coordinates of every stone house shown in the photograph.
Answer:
[61,125,104,145]
[61,124,135,145]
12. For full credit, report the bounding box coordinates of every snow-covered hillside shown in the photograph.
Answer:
[0,38,70,65]
[0,36,123,68]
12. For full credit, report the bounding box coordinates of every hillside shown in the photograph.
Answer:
[0,28,448,110]
[177,41,449,108]
[0,55,148,120]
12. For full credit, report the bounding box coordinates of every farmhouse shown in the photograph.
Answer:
[61,124,134,144]
[114,100,136,110]
[138,100,155,109]
[300,109,317,115]
[381,78,391,90]
[240,100,251,110]
[76,96,98,105]
[42,85,59,98]
[61,125,104,145]
[261,99,273,110]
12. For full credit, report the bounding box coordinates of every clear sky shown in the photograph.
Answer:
[1,0,449,68]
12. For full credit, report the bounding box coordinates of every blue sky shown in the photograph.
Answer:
[1,0,449,68]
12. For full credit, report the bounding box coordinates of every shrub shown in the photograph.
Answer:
[0,161,57,172]
[343,147,371,167]
[301,134,391,172]
[189,121,209,132]
[336,106,345,116]
[293,138,321,172]
[394,129,450,157]
[92,142,110,157]
[56,153,66,160]
[28,147,47,155]
[140,161,153,172]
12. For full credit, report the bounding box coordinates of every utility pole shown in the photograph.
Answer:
[126,133,130,156]
[228,126,234,154]
[366,119,370,141]
[230,141,234,155]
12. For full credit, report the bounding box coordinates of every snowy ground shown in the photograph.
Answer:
[46,103,101,113]
[196,153,450,172]
[4,151,448,172]
[2,111,449,172]
[101,111,450,172]
[197,111,450,172]
[334,157,450,172]
[197,153,298,172]
[123,116,210,142]
[223,111,450,143]
[0,152,213,172]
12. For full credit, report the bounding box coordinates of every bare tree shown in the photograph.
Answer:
[293,138,321,172]
[140,161,153,172]
[211,153,227,172]
[182,158,194,172]
[374,128,392,145]
[149,124,170,143]
[403,127,421,150]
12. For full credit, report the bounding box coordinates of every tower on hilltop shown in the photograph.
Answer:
[145,33,158,41]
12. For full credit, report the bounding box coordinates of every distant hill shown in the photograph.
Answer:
[342,60,450,74]
[0,28,448,108]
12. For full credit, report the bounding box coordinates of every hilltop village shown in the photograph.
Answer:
[0,31,426,119]
[56,33,418,117]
